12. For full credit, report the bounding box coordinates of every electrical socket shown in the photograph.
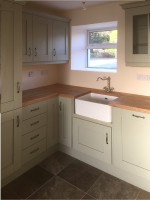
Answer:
[41,70,48,76]
[137,74,150,81]
[28,71,33,77]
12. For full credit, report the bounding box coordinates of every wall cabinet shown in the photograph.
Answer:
[23,13,69,64]
[1,109,22,180]
[123,3,150,66]
[59,96,73,148]
[113,108,150,177]
[73,117,112,164]
[1,2,22,113]
[47,97,59,148]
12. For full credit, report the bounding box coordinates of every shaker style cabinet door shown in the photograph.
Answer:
[22,13,32,62]
[47,97,59,149]
[1,2,22,113]
[59,97,73,148]
[1,108,22,180]
[73,118,112,164]
[52,20,69,62]
[33,15,52,62]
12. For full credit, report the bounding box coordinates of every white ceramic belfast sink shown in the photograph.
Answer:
[75,93,118,122]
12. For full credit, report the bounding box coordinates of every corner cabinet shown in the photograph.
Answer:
[113,108,150,179]
[22,12,69,64]
[73,117,112,164]
[123,3,150,67]
[1,109,22,180]
[1,2,22,113]
[59,96,73,148]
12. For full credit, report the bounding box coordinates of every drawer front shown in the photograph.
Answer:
[22,139,46,164]
[23,101,47,120]
[23,113,47,135]
[22,126,47,149]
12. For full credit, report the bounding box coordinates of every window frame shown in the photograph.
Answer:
[87,26,118,70]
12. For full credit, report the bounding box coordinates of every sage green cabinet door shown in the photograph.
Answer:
[52,20,69,62]
[59,97,73,147]
[47,97,59,148]
[1,108,22,180]
[22,13,32,62]
[125,5,150,66]
[113,108,150,178]
[73,118,112,164]
[121,110,150,171]
[1,2,22,113]
[33,16,52,62]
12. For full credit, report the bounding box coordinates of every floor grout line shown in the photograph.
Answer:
[25,174,55,199]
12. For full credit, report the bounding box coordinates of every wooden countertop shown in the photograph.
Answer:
[23,84,150,114]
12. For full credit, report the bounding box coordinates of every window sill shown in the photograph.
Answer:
[71,67,117,73]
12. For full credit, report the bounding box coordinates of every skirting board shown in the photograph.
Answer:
[59,144,150,193]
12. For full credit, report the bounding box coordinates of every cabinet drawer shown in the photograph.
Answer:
[22,139,46,164]
[22,126,47,149]
[22,113,47,135]
[23,101,47,120]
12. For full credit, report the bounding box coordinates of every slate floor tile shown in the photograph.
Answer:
[28,176,85,199]
[137,190,150,199]
[82,193,96,199]
[40,151,75,175]
[58,159,101,192]
[88,172,140,199]
[1,166,53,199]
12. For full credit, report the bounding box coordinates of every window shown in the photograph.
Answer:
[71,21,117,72]
[87,28,117,70]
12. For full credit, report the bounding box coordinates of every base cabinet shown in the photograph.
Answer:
[47,97,59,148]
[73,117,112,164]
[22,101,48,164]
[1,109,22,180]
[113,108,150,177]
[59,97,73,147]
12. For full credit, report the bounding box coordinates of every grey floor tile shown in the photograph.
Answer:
[88,172,140,199]
[1,166,53,199]
[58,159,101,192]
[82,193,96,199]
[137,189,150,199]
[28,176,85,199]
[40,151,75,175]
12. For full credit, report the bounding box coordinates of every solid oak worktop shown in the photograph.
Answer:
[22,84,150,114]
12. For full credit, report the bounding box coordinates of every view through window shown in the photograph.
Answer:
[87,29,117,70]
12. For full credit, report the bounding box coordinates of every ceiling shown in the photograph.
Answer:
[26,1,120,11]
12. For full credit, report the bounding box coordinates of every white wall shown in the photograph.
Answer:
[22,64,58,90]
[58,2,150,96]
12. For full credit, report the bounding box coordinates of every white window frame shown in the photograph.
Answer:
[87,26,117,69]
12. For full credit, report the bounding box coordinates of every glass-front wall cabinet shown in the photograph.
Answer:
[124,5,150,66]
[133,14,148,55]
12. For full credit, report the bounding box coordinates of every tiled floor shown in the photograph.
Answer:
[2,151,150,199]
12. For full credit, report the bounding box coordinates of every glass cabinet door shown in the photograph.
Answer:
[133,14,148,55]
[125,6,150,66]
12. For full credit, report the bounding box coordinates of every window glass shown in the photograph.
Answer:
[87,29,117,70]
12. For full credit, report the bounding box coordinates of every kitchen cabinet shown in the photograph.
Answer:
[23,13,52,63]
[52,20,69,62]
[1,1,22,113]
[47,97,59,148]
[59,96,73,147]
[113,108,150,177]
[22,101,48,164]
[23,12,69,64]
[123,3,150,66]
[73,117,112,164]
[1,108,22,180]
